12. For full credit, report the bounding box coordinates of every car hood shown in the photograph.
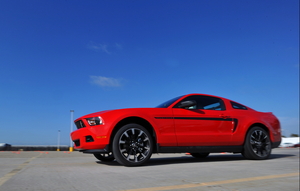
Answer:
[75,110,112,120]
[76,108,163,120]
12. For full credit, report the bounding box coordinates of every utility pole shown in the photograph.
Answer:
[57,130,60,151]
[70,110,74,152]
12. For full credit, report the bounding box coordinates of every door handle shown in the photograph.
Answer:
[219,114,230,119]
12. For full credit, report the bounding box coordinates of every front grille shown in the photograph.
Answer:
[75,120,86,129]
[74,139,80,147]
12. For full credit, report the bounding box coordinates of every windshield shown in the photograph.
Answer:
[156,96,183,108]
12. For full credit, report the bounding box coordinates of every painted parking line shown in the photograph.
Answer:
[122,172,299,191]
[0,152,43,186]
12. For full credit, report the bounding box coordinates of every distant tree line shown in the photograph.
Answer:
[282,134,299,138]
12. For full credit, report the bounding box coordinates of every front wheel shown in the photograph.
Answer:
[112,124,153,166]
[93,152,115,162]
[242,126,271,160]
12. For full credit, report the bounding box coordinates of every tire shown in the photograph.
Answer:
[242,126,271,160]
[112,124,153,166]
[190,153,210,158]
[93,152,115,162]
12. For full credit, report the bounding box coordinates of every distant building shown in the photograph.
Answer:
[0,144,69,151]
[279,137,300,148]
[0,143,11,151]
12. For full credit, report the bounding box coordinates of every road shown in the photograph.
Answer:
[0,148,299,191]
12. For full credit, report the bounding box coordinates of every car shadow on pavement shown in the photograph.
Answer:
[95,153,295,167]
[268,153,296,159]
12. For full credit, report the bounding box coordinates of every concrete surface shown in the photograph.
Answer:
[0,148,299,191]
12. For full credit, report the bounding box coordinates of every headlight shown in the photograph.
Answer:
[86,117,103,126]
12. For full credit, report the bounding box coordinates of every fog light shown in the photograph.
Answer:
[86,136,94,142]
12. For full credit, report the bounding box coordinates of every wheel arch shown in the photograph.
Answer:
[109,116,157,151]
[243,123,270,145]
[242,123,272,159]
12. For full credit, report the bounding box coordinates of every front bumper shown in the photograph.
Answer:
[79,146,110,154]
[71,125,110,150]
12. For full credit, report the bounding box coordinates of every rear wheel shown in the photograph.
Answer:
[93,152,114,162]
[242,126,271,160]
[112,124,153,166]
[190,153,209,158]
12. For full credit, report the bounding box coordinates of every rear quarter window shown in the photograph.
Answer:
[231,101,248,110]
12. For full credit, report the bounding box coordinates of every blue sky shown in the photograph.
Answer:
[0,0,299,145]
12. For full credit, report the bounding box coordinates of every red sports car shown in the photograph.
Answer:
[71,94,281,166]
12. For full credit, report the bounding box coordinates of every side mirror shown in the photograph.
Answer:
[177,100,196,108]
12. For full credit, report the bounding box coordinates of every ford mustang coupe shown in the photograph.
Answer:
[71,94,281,166]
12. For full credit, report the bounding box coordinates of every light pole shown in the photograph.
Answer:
[57,130,60,151]
[70,110,74,152]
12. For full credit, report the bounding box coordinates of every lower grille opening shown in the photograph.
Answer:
[85,136,94,142]
[74,139,80,147]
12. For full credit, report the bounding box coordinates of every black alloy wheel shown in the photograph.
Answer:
[113,124,153,166]
[242,126,271,160]
[93,152,115,162]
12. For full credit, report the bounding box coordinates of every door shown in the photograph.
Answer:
[172,95,233,146]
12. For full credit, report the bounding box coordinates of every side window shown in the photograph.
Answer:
[231,101,247,110]
[174,95,225,110]
[201,96,225,110]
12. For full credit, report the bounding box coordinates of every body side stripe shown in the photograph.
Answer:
[155,117,233,121]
